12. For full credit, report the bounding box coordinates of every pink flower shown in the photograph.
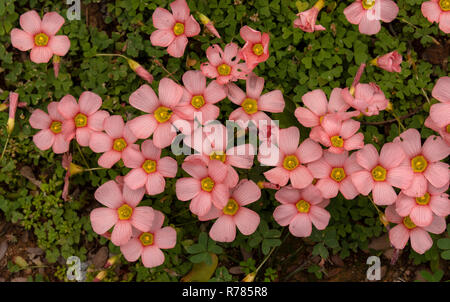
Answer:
[424,112,450,145]
[29,102,70,154]
[175,158,229,217]
[89,115,139,169]
[394,129,450,197]
[198,180,261,242]
[197,12,221,39]
[373,51,402,73]
[57,92,109,146]
[128,78,184,148]
[351,143,413,205]
[273,185,330,237]
[150,0,200,57]
[200,43,250,85]
[10,11,70,63]
[7,92,19,135]
[308,151,363,200]
[239,26,270,70]
[421,0,450,34]
[259,126,323,189]
[293,0,326,33]
[227,73,285,128]
[425,77,450,144]
[174,70,227,124]
[127,59,153,84]
[295,88,359,129]
[120,210,176,268]
[53,55,60,78]
[343,0,399,35]
[124,139,178,195]
[90,180,155,246]
[341,83,389,116]
[385,205,446,254]
[431,76,450,103]
[396,182,449,227]
[309,115,364,153]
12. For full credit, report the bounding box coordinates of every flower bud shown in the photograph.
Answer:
[127,59,153,83]
[53,55,60,78]
[242,272,256,282]
[93,270,107,282]
[7,92,18,135]
[104,254,121,269]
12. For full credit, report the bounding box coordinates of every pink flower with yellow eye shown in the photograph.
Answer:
[150,0,200,57]
[90,180,155,246]
[239,26,270,70]
[421,0,450,34]
[425,77,450,145]
[10,10,70,63]
[341,82,389,116]
[120,210,176,268]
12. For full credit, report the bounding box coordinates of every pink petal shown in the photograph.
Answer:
[339,178,359,199]
[273,204,297,226]
[340,119,360,139]
[429,102,450,128]
[122,184,145,208]
[226,83,245,105]
[152,7,175,29]
[240,25,261,43]
[124,168,147,190]
[130,206,154,232]
[30,46,53,64]
[58,94,79,119]
[170,0,190,22]
[395,193,415,217]
[130,84,160,113]
[302,184,324,205]
[33,129,55,150]
[150,29,175,47]
[439,12,450,34]
[224,166,239,188]
[140,139,161,160]
[211,184,229,209]
[307,158,331,178]
[208,159,228,183]
[321,115,341,135]
[232,180,261,206]
[48,35,70,56]
[343,2,364,24]
[94,181,123,208]
[141,246,165,268]
[226,147,254,169]
[98,150,122,168]
[52,134,70,154]
[79,91,102,116]
[158,78,183,108]
[372,182,397,205]
[431,77,450,103]
[153,123,176,148]
[190,190,212,216]
[29,109,51,129]
[429,194,450,217]
[182,70,206,95]
[149,210,165,233]
[410,206,433,227]
[328,88,350,112]
[258,90,285,113]
[403,174,428,197]
[204,80,227,104]
[176,178,201,200]
[290,166,314,189]
[421,1,441,23]
[155,227,177,249]
[167,35,188,58]
[422,135,450,162]
[309,206,330,230]
[297,138,323,164]
[389,225,409,250]
[128,115,157,139]
[246,73,265,99]
[378,0,399,22]
[343,133,364,151]
[157,157,178,177]
[223,43,239,65]
[75,128,91,147]
[89,132,113,153]
[316,178,339,199]
[358,13,381,35]
[295,107,320,128]
[90,207,118,234]
[209,215,236,242]
[200,62,219,79]
[410,228,432,254]
[279,126,299,155]
[356,144,379,170]
[182,159,208,179]
[275,187,301,204]
[184,15,200,37]
[120,238,143,262]
[206,44,224,66]
[379,142,405,169]
[423,215,446,234]
[199,103,220,122]
[424,162,450,189]
[351,170,374,195]
[395,129,422,158]
[104,115,124,138]
[146,173,166,195]
[10,29,34,51]
[41,12,64,36]
[111,221,133,246]
[20,10,41,35]
[264,166,290,187]
[234,208,260,235]
[302,89,328,116]
[289,214,312,237]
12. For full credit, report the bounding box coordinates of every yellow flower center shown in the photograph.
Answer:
[154,106,173,123]
[296,200,310,213]
[139,232,154,246]
[34,33,49,46]
[191,95,205,109]
[440,0,450,11]
[283,155,299,171]
[411,155,428,173]
[173,22,185,36]
[403,216,416,230]
[362,0,376,9]
[223,198,240,216]
[217,64,231,76]
[74,113,88,128]
[319,116,324,124]
[415,193,431,205]
[242,98,258,115]
[252,43,264,56]
[446,124,450,133]
[201,177,215,192]
[142,159,157,174]
[210,151,226,162]
[371,165,386,182]
[117,204,133,220]
[330,167,346,182]
[330,135,344,148]
[50,121,62,134]
[113,138,127,152]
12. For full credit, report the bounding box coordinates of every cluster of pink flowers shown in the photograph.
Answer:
[21,0,449,271]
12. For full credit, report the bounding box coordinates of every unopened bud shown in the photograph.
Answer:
[379,213,389,227]
[69,163,84,175]
[93,270,107,282]
[197,12,211,25]
[386,102,393,112]
[242,272,256,282]
[127,59,153,84]
[7,118,14,135]
[53,55,61,78]
[104,254,120,269]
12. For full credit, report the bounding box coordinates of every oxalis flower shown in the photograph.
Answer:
[396,182,450,227]
[198,180,261,242]
[421,0,450,34]
[174,70,227,124]
[150,0,200,57]
[370,51,402,73]
[124,139,178,195]
[351,143,413,205]
[341,82,389,116]
[239,26,270,70]
[385,205,446,254]
[259,126,323,189]
[11,10,70,63]
[343,0,399,35]
[274,185,330,237]
[128,78,184,148]
[90,180,154,246]
[120,210,176,268]
[200,43,250,85]
[227,73,285,129]
[425,77,450,145]
[57,92,109,146]
[307,151,362,200]
[175,158,229,217]
[394,129,450,197]
[29,102,70,154]
[293,0,326,33]
[89,115,139,169]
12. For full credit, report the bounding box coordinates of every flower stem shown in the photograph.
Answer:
[0,134,10,163]
[152,57,180,84]
[391,111,406,133]
[398,18,440,46]
[95,53,129,60]
[76,143,92,176]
